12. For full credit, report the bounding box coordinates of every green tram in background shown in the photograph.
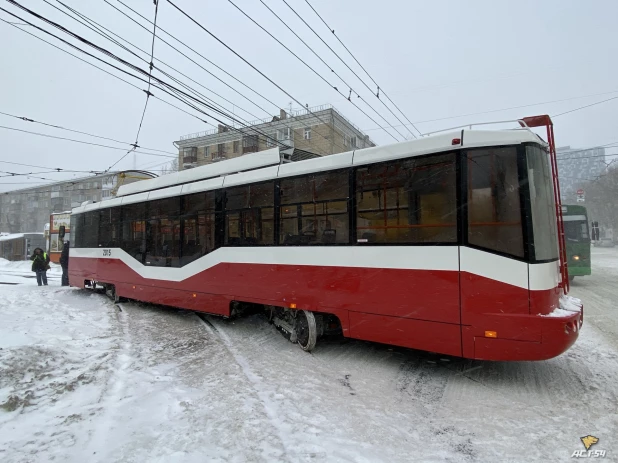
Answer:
[562,204,592,281]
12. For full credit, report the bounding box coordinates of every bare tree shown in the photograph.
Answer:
[580,164,618,235]
[160,158,179,176]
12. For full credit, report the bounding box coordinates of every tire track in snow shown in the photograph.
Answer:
[80,302,132,460]
[196,314,294,462]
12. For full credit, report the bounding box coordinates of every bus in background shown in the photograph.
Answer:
[48,212,71,263]
[562,204,591,281]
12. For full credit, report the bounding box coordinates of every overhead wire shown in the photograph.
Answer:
[109,0,280,112]
[552,95,618,118]
[101,0,276,121]
[107,0,347,155]
[50,0,308,156]
[1,3,297,156]
[0,125,176,158]
[360,89,618,132]
[52,0,264,122]
[227,0,403,142]
[165,0,363,153]
[105,0,161,172]
[0,17,213,131]
[0,110,176,155]
[286,0,421,138]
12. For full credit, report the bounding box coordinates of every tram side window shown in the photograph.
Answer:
[146,197,181,267]
[99,208,111,247]
[71,214,83,248]
[120,202,147,261]
[82,211,100,248]
[224,182,274,246]
[356,153,456,244]
[182,191,216,265]
[280,170,349,245]
[98,208,121,247]
[467,147,524,257]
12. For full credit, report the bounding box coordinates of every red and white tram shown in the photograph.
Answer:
[69,116,582,361]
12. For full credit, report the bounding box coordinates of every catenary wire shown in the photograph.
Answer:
[0,110,176,155]
[106,0,161,172]
[286,0,421,138]
[109,0,281,112]
[165,0,367,151]
[552,96,618,118]
[0,4,296,156]
[228,0,404,142]
[360,89,618,132]
[0,125,176,158]
[53,0,264,122]
[50,0,303,155]
[0,17,214,131]
[107,0,347,154]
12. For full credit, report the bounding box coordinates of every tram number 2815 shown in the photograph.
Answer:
[102,249,112,257]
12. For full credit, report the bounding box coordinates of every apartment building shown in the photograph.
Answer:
[0,171,153,234]
[175,104,376,170]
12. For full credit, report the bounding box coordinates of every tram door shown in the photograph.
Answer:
[459,148,530,355]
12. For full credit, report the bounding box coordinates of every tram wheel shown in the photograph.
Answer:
[569,275,575,282]
[296,310,317,352]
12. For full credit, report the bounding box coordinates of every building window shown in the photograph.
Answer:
[304,127,311,140]
[277,128,291,141]
[216,144,225,158]
[204,146,210,158]
[183,147,197,164]
[242,135,259,154]
[266,133,276,147]
[233,140,240,153]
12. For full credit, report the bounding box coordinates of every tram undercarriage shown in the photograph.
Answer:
[96,279,343,352]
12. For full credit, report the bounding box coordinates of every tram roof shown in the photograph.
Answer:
[73,128,545,214]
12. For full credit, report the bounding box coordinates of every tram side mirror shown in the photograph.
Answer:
[59,225,66,239]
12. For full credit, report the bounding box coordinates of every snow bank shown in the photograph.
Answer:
[540,295,582,317]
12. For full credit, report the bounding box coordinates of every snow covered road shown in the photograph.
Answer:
[1,252,617,462]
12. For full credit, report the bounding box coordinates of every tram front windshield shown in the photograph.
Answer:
[526,145,560,261]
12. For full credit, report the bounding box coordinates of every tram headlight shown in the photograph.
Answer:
[573,255,580,261]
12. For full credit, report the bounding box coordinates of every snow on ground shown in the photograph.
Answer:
[1,250,617,462]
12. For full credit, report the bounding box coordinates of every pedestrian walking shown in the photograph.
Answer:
[31,247,50,286]
[59,241,70,286]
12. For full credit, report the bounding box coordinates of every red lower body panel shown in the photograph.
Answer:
[69,257,580,361]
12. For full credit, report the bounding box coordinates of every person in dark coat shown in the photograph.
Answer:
[31,247,50,286]
[59,241,70,286]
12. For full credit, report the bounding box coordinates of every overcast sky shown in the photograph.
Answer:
[1,0,617,192]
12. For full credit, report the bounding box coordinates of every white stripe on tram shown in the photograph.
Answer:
[70,246,559,291]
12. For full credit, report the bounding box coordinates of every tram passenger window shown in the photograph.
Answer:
[181,191,216,265]
[356,154,456,244]
[146,197,181,267]
[99,208,112,247]
[83,211,100,248]
[279,170,349,245]
[467,147,524,257]
[224,182,274,246]
[120,202,147,262]
[109,208,121,247]
[70,214,82,248]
